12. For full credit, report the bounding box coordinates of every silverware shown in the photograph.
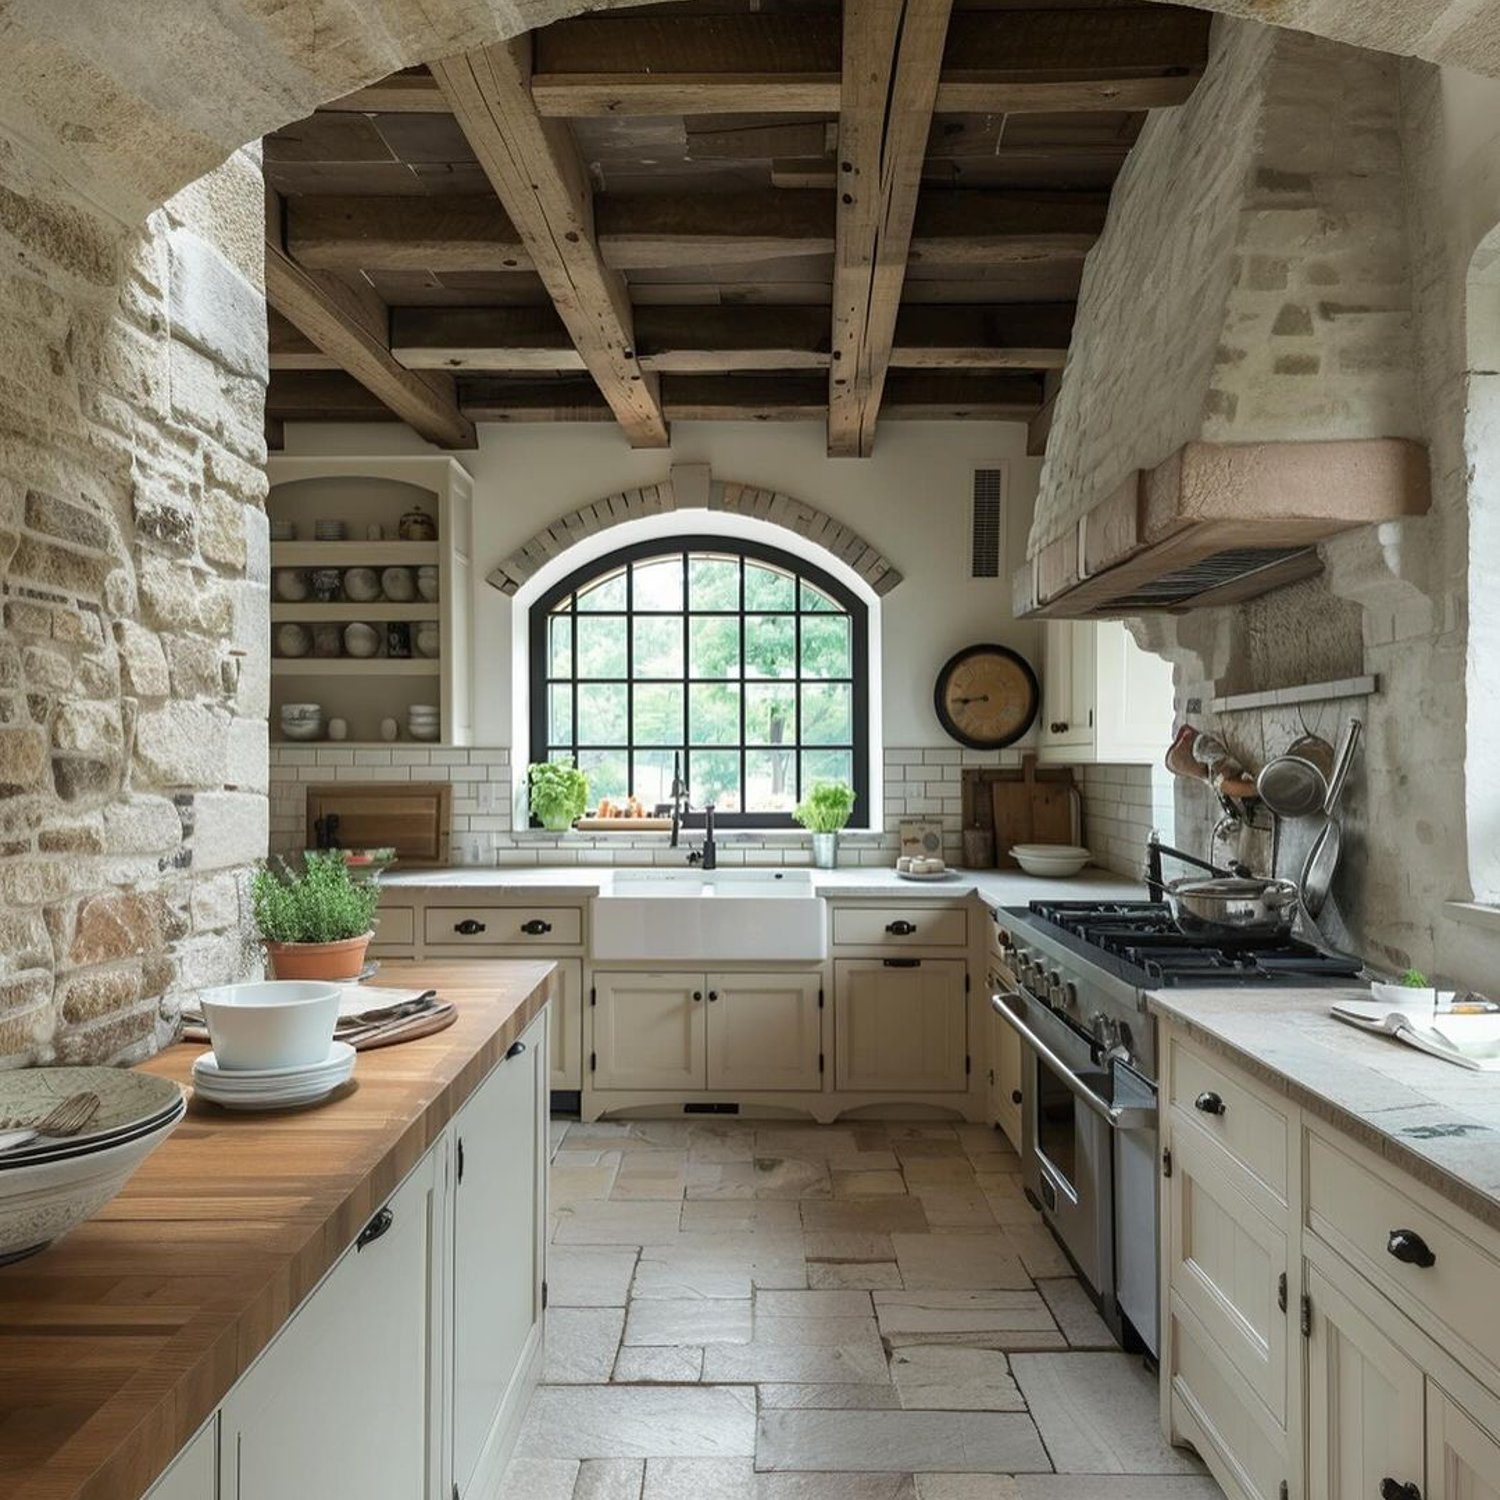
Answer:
[1300,718,1362,919]
[0,1091,102,1154]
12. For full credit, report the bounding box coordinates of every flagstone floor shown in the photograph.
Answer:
[502,1117,1223,1500]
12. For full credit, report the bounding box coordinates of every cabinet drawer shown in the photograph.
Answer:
[1167,1034,1288,1202]
[372,905,415,950]
[1307,1129,1500,1389]
[425,906,582,947]
[832,905,967,947]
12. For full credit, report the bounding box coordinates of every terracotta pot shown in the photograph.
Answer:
[264,932,372,982]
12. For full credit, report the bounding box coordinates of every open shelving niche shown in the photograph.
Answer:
[266,456,473,746]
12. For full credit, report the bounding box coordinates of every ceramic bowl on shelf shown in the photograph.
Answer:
[343,567,381,603]
[269,519,297,542]
[279,702,323,723]
[398,505,437,542]
[280,721,323,742]
[273,569,309,603]
[343,622,381,659]
[312,624,343,658]
[198,981,341,1071]
[1010,843,1093,878]
[314,520,347,541]
[275,623,312,659]
[414,622,441,659]
[416,565,439,602]
[381,566,416,603]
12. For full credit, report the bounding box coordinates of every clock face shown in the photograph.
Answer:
[934,645,1040,749]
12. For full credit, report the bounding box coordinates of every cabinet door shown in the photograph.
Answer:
[221,1146,442,1500]
[1040,620,1093,751]
[1305,1265,1424,1500]
[548,958,584,1091]
[706,972,822,1091]
[592,971,706,1090]
[1094,620,1175,763]
[989,1002,1023,1152]
[145,1420,216,1500]
[1428,1384,1500,1500]
[833,959,967,1093]
[452,1016,545,1497]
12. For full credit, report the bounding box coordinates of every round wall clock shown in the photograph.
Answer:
[933,644,1040,749]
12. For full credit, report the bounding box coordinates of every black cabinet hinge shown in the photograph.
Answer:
[965,971,971,993]
[1279,1483,1288,1500]
[456,1137,465,1185]
[590,986,596,1007]
[965,1053,972,1075]
[1277,1272,1287,1314]
[590,1050,596,1073]
[818,1051,825,1074]
[818,988,825,1010]
[1162,1147,1173,1178]
[453,1483,460,1500]
[542,1279,549,1310]
[1300,1293,1313,1338]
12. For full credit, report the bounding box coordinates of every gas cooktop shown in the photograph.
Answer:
[1015,900,1364,990]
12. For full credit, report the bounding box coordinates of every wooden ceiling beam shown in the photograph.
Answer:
[828,0,955,458]
[264,195,476,447]
[267,308,339,370]
[890,303,1074,369]
[430,38,669,447]
[266,370,405,422]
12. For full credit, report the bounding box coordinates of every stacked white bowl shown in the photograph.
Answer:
[314,519,347,541]
[279,702,324,741]
[193,982,353,1110]
[407,704,440,742]
[0,1068,186,1264]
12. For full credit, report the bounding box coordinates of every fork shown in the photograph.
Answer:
[0,1091,103,1154]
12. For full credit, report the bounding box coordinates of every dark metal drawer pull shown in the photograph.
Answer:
[1386,1228,1436,1269]
[520,919,553,935]
[454,918,487,936]
[506,1040,527,1060]
[356,1207,393,1251]
[1011,1088,1023,1105]
[1380,1480,1421,1500]
[883,958,921,968]
[1194,1090,1227,1117]
[692,990,703,1001]
[886,920,917,936]
[707,990,718,1002]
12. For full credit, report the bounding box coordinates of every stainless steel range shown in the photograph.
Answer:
[991,899,1362,1356]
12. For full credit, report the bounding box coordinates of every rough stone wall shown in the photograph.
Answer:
[0,142,269,1066]
[1033,19,1418,549]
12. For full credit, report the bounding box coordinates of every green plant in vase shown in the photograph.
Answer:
[794,780,856,869]
[529,762,588,831]
[251,851,384,980]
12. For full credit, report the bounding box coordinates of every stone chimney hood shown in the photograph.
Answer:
[1014,437,1430,619]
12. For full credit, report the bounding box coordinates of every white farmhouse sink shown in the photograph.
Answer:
[591,869,827,961]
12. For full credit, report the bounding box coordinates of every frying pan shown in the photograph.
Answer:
[1256,732,1336,819]
[1300,718,1362,919]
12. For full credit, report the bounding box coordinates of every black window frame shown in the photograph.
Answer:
[528,535,870,829]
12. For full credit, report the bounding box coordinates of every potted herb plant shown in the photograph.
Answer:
[252,851,383,981]
[528,761,588,832]
[794,780,857,869]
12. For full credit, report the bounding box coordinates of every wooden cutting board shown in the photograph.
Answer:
[988,755,1080,868]
[304,782,452,866]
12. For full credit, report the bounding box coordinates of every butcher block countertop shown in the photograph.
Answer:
[0,960,558,1500]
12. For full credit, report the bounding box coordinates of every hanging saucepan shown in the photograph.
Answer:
[1165,874,1303,942]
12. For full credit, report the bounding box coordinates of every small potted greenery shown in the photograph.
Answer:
[252,851,383,981]
[528,761,588,832]
[794,780,857,869]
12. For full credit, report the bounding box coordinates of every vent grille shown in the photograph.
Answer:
[1105,546,1315,609]
[970,469,1004,578]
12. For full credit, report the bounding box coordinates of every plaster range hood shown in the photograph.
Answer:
[1014,438,1431,619]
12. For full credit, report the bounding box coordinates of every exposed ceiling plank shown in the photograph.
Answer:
[527,7,1210,116]
[283,191,1100,275]
[264,196,476,447]
[828,0,955,457]
[890,302,1073,368]
[266,370,404,422]
[392,306,585,372]
[318,70,450,113]
[456,377,617,422]
[268,307,339,370]
[430,37,670,447]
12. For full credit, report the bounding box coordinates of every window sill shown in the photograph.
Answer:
[1441,900,1500,934]
[509,827,887,844]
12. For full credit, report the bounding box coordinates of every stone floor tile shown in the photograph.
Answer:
[553,1155,623,1207]
[804,1230,895,1262]
[977,1178,1043,1228]
[550,1119,572,1156]
[754,1314,882,1347]
[613,1345,706,1383]
[1013,1479,1224,1498]
[686,1158,831,1201]
[915,1190,997,1229]
[888,1345,1026,1411]
[914,1479,1020,1500]
[686,1124,759,1163]
[757,1126,867,1160]
[759,1476,918,1500]
[554,1202,683,1246]
[703,1340,891,1385]
[642,1457,755,1500]
[802,1199,930,1235]
[901,1159,980,1189]
[824,1150,902,1172]
[1010,1354,1206,1475]
[809,1261,904,1290]
[757,1383,902,1410]
[886,1125,959,1141]
[756,1290,874,1318]
[891,1139,967,1160]
[633,1231,807,1299]
[550,1247,640,1307]
[612,1151,688,1201]
[498,1455,581,1500]
[1000,1225,1075,1280]
[518,1384,758,1459]
[624,1298,752,1346]
[680,1200,803,1234]
[755,1410,1049,1473]
[575,1457,647,1500]
[891,1234,1031,1290]
[545,1307,627,1384]
[874,1291,1056,1340]
[832,1170,909,1197]
[1035,1279,1116,1349]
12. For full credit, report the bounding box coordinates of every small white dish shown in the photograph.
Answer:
[416,567,439,602]
[274,570,309,602]
[198,981,341,1071]
[343,567,381,603]
[414,623,441,659]
[275,623,312,659]
[381,566,416,602]
[192,1043,355,1111]
[1011,843,1093,878]
[343,622,381,659]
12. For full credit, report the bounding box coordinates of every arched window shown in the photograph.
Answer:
[529,537,869,828]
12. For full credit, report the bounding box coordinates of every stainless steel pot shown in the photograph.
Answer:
[1165,874,1302,941]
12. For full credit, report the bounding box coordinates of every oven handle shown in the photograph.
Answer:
[992,991,1155,1132]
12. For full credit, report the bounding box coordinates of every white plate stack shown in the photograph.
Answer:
[192,1042,357,1110]
[408,704,440,741]
[314,519,348,541]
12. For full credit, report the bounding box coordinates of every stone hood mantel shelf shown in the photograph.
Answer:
[1013,438,1431,619]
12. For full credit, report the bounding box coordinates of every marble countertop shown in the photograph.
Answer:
[1148,986,1500,1231]
[380,863,1147,909]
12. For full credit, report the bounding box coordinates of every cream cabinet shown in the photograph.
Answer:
[985,993,1023,1152]
[1038,618,1174,766]
[591,970,822,1093]
[143,1421,216,1500]
[833,959,967,1093]
[1427,1385,1500,1500]
[547,958,584,1092]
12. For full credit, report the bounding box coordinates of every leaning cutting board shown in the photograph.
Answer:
[304,782,452,866]
[988,755,1080,869]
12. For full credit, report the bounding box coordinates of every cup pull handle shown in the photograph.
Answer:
[454,919,486,936]
[356,1207,394,1251]
[1386,1228,1436,1269]
[521,919,552,935]
[886,920,917,935]
[1194,1091,1227,1117]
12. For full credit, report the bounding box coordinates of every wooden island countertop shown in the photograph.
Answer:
[0,959,558,1500]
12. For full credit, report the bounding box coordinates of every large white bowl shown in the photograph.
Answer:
[0,1097,184,1264]
[198,981,341,1071]
[1011,843,1093,878]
